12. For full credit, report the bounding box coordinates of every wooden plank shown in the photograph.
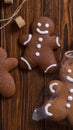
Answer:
[0,1,2,130]
[0,0,45,130]
[59,0,72,53]
[44,0,62,129]
[21,0,45,130]
[1,0,23,129]
[1,0,27,130]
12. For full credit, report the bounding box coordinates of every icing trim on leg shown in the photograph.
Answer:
[23,34,32,46]
[49,82,58,93]
[21,57,32,70]
[45,103,53,116]
[44,64,57,73]
[56,37,60,47]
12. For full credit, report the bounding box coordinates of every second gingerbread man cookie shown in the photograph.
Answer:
[32,51,73,126]
[19,17,61,73]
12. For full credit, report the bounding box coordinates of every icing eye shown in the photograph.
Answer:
[37,22,42,27]
[67,69,72,73]
[45,23,50,28]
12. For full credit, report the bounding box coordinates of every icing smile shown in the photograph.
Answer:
[66,76,73,82]
[36,28,49,34]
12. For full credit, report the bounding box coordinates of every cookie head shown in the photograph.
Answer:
[59,51,73,82]
[32,17,54,35]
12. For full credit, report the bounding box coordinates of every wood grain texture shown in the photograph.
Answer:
[0,0,73,130]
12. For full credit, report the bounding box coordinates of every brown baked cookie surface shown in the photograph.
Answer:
[19,17,61,73]
[32,51,73,126]
[0,47,18,97]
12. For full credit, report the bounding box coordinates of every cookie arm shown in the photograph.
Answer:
[0,48,7,59]
[49,36,61,49]
[5,58,18,71]
[48,80,63,94]
[55,37,61,48]
[19,34,32,46]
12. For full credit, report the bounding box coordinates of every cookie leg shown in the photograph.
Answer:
[32,103,54,121]
[38,53,57,73]
[44,100,67,121]
[44,63,57,73]
[33,100,67,121]
[39,61,57,74]
[0,74,15,97]
[19,57,32,70]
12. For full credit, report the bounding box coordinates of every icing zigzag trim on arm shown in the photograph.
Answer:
[56,37,60,47]
[23,34,32,46]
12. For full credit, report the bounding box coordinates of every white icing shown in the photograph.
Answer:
[65,51,73,58]
[36,28,49,34]
[37,22,42,27]
[44,64,57,73]
[35,52,40,57]
[56,37,60,47]
[23,34,32,46]
[45,23,50,28]
[45,103,53,116]
[66,103,71,109]
[49,82,58,93]
[66,76,73,82]
[37,44,41,49]
[68,96,73,101]
[67,69,72,73]
[69,89,73,94]
[34,109,37,112]
[38,37,43,42]
[21,57,32,70]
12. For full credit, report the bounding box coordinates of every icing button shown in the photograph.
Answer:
[38,37,43,42]
[66,103,71,109]
[35,52,40,57]
[37,22,41,27]
[68,96,73,101]
[69,89,73,94]
[67,69,72,73]
[37,44,41,49]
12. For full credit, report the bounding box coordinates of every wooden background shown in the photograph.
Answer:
[0,0,73,130]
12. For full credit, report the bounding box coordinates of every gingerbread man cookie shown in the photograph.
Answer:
[0,47,18,97]
[33,51,73,126]
[19,17,61,73]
